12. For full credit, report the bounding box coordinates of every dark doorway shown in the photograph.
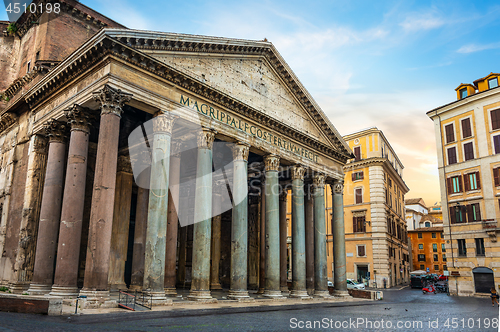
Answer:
[357,265,369,284]
[473,267,494,293]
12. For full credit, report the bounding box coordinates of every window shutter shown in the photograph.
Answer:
[353,217,357,233]
[466,204,473,223]
[463,173,470,191]
[358,245,365,257]
[475,204,481,221]
[360,171,364,180]
[458,175,463,192]
[447,177,452,194]
[449,207,456,224]
[494,168,500,187]
[475,172,481,189]
[352,173,355,181]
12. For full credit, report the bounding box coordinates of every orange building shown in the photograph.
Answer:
[408,227,446,274]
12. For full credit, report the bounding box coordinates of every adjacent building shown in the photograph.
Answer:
[427,72,500,296]
[408,227,446,274]
[337,127,410,288]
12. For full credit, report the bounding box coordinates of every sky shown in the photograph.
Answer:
[3,0,500,206]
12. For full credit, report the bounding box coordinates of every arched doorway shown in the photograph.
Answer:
[473,267,494,293]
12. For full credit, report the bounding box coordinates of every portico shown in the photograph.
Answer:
[16,29,352,306]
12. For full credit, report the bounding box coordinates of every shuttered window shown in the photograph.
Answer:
[354,146,361,161]
[464,172,480,191]
[475,238,485,256]
[353,216,366,233]
[494,168,500,187]
[418,254,426,262]
[445,124,455,143]
[355,188,363,204]
[449,205,466,224]
[352,171,364,181]
[467,203,481,222]
[461,118,472,138]
[492,109,500,130]
[463,142,474,161]
[447,175,462,194]
[447,147,457,165]
[494,135,500,154]
[457,239,467,256]
[357,245,365,257]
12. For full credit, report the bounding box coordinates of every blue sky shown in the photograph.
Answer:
[3,0,500,204]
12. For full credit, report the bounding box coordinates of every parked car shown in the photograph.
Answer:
[347,279,365,290]
[437,275,448,281]
[410,274,425,288]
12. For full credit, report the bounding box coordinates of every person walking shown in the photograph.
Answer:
[490,287,499,307]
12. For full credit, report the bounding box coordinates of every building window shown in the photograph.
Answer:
[433,254,438,262]
[354,146,361,161]
[461,118,472,138]
[352,171,364,181]
[432,233,436,239]
[445,124,455,143]
[441,243,446,252]
[440,232,444,238]
[353,216,366,233]
[463,142,474,161]
[418,254,426,262]
[488,77,499,89]
[447,175,462,194]
[432,243,438,252]
[457,239,467,257]
[494,167,500,187]
[418,232,422,239]
[459,88,467,99]
[355,188,363,204]
[357,245,366,257]
[420,264,425,270]
[425,222,431,227]
[475,238,485,256]
[464,172,481,191]
[467,203,481,222]
[492,109,500,131]
[434,265,439,271]
[449,205,466,224]
[442,254,447,262]
[447,147,457,165]
[418,243,423,250]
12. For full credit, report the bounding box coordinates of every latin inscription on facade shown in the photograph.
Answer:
[180,95,319,162]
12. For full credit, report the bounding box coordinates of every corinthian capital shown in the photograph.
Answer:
[312,173,326,190]
[43,119,68,143]
[197,128,216,150]
[333,180,344,195]
[291,165,306,181]
[231,142,250,161]
[152,111,177,134]
[65,104,98,134]
[92,84,132,117]
[264,154,280,172]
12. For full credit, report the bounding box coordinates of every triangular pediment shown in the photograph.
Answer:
[143,52,330,146]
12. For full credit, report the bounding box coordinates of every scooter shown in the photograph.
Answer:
[422,284,436,294]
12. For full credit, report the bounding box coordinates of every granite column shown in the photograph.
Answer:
[305,183,315,295]
[279,189,288,293]
[332,181,348,296]
[313,173,329,298]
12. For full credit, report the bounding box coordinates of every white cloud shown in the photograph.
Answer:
[457,42,500,54]
[399,12,444,32]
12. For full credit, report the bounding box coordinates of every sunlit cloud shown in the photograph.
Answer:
[399,12,445,32]
[457,42,500,54]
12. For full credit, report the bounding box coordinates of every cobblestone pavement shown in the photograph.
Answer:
[0,287,498,331]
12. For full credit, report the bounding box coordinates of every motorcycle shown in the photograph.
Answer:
[422,284,436,294]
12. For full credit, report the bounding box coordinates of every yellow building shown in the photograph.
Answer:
[338,127,409,288]
[427,72,500,296]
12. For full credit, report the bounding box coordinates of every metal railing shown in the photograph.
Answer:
[118,291,136,311]
[134,290,152,310]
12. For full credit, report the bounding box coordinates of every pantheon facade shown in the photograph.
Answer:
[0,2,352,307]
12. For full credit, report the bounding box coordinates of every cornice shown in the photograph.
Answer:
[2,60,59,100]
[24,34,351,163]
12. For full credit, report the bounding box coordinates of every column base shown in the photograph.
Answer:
[313,290,331,298]
[333,290,350,297]
[263,290,285,299]
[79,290,117,309]
[280,285,289,292]
[187,290,217,302]
[210,283,223,290]
[290,290,311,298]
[164,287,177,297]
[128,284,142,292]
[49,286,79,298]
[307,288,315,296]
[144,290,172,306]
[9,281,29,294]
[27,283,52,295]
[256,288,265,294]
[108,283,128,292]
[227,290,253,301]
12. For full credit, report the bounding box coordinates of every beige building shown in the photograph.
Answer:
[341,127,410,288]
[427,72,500,296]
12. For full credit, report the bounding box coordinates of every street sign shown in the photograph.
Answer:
[426,267,429,272]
